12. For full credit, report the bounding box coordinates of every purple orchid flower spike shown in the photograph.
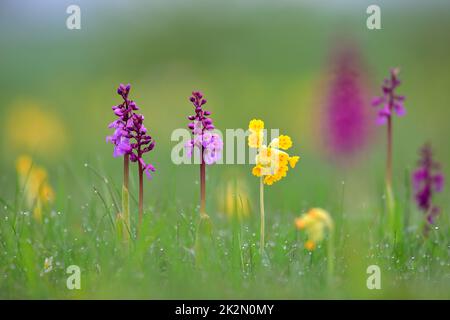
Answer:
[106,83,155,236]
[186,91,223,217]
[372,68,406,237]
[372,68,406,125]
[412,143,444,233]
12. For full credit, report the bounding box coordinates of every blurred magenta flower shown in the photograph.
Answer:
[324,45,371,158]
[186,91,222,217]
[412,143,444,227]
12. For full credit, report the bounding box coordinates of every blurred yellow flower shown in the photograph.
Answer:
[295,208,333,251]
[16,155,55,222]
[248,119,300,185]
[218,177,251,221]
[4,100,67,157]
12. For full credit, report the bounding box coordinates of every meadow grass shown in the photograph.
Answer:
[0,157,448,299]
[0,2,450,300]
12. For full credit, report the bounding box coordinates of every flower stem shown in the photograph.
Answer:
[259,176,265,254]
[138,160,144,234]
[386,116,396,235]
[124,154,129,190]
[386,116,393,192]
[122,154,130,240]
[327,230,334,282]
[200,146,206,217]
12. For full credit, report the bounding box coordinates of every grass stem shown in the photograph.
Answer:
[259,176,265,254]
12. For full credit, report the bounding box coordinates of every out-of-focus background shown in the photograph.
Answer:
[1,0,449,200]
[0,0,449,298]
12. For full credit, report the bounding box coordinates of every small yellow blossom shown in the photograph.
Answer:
[252,165,263,177]
[295,208,333,251]
[248,119,300,185]
[16,155,55,222]
[249,119,264,132]
[248,131,264,148]
[278,135,293,150]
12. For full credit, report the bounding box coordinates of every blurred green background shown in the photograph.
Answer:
[1,0,449,194]
[0,0,449,299]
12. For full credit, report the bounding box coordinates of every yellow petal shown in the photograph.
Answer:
[249,119,264,132]
[288,156,300,168]
[278,135,292,150]
[248,131,263,148]
[252,165,263,177]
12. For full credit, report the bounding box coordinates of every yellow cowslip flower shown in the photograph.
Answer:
[248,119,300,186]
[16,155,55,222]
[248,119,300,254]
[295,208,333,251]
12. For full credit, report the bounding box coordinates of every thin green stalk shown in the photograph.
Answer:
[200,146,207,217]
[386,115,400,242]
[122,154,130,241]
[259,176,265,254]
[138,160,144,235]
[327,230,334,282]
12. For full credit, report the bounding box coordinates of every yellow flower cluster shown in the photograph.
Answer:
[295,208,333,251]
[248,119,300,185]
[16,155,55,221]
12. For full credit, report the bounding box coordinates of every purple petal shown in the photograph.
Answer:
[144,164,156,180]
[433,174,444,192]
[412,168,427,190]
[394,102,406,117]
[371,96,384,107]
[376,114,387,125]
